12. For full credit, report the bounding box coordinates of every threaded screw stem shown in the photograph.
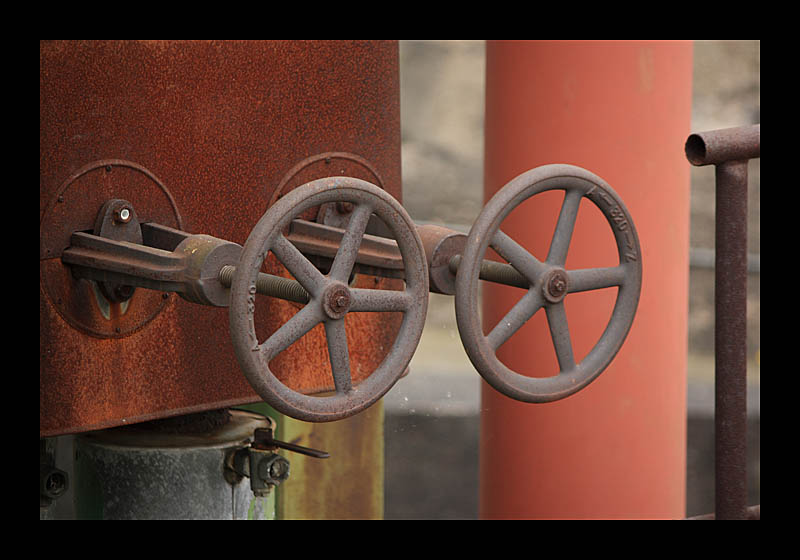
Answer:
[219,265,310,304]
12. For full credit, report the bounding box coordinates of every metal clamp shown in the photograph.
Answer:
[224,416,329,497]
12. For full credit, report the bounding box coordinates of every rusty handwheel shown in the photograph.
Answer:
[229,177,428,422]
[455,164,642,402]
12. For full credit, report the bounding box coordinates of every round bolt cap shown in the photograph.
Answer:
[542,269,569,303]
[322,283,352,320]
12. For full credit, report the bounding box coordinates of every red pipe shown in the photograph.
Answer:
[480,40,693,519]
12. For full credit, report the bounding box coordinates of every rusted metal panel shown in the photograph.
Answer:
[40,40,402,437]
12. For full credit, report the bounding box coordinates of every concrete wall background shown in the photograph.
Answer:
[385,39,759,519]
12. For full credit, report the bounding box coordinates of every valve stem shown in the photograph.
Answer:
[218,265,310,304]
[448,255,529,289]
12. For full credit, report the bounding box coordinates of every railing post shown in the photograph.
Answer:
[714,159,749,520]
[685,124,760,520]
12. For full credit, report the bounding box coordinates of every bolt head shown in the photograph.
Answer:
[113,205,132,224]
[542,269,569,303]
[41,466,68,500]
[322,283,352,319]
[270,459,289,479]
[258,454,290,484]
[113,284,135,301]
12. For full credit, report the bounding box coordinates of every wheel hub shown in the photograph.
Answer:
[542,269,569,303]
[322,283,352,320]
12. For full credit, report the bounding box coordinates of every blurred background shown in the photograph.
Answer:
[384,39,759,519]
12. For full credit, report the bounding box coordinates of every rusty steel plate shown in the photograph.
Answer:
[40,40,402,437]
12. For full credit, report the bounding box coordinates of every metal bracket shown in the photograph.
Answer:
[223,417,328,497]
[62,213,244,308]
[61,199,528,311]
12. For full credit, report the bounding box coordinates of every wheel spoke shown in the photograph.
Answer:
[328,203,373,283]
[349,288,411,312]
[324,319,352,394]
[490,230,548,285]
[271,233,326,297]
[567,265,628,293]
[487,288,544,351]
[547,188,582,265]
[262,303,321,361]
[545,302,575,372]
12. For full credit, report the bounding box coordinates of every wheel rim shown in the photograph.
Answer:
[455,164,642,403]
[230,177,428,422]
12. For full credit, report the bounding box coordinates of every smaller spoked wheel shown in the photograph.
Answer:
[455,164,642,403]
[229,177,428,422]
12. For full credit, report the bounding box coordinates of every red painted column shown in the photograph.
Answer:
[480,40,693,519]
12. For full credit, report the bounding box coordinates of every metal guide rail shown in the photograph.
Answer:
[58,165,643,423]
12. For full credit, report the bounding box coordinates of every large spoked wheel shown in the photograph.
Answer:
[230,177,428,422]
[455,164,642,403]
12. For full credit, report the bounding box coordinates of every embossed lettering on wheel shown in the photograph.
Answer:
[455,164,642,403]
[230,177,428,422]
